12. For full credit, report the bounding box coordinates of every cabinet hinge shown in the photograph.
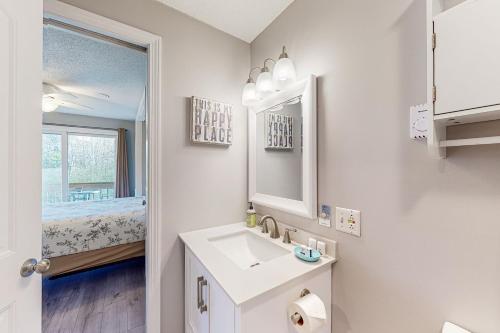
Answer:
[433,85,437,103]
[432,33,436,50]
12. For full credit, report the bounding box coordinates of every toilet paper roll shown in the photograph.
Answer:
[287,293,326,333]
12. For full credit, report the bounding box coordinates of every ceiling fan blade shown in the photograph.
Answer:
[57,100,94,111]
[61,86,110,101]
[43,82,78,99]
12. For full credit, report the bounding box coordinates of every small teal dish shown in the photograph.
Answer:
[294,246,321,262]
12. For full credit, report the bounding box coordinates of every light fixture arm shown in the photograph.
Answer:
[247,67,262,83]
[279,46,289,59]
[262,58,276,72]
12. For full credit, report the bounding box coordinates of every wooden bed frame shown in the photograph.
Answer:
[44,240,145,277]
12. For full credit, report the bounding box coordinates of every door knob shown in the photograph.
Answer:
[20,258,51,277]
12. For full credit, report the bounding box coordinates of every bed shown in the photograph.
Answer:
[42,196,146,276]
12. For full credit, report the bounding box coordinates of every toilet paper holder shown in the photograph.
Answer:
[300,289,310,298]
[290,289,311,325]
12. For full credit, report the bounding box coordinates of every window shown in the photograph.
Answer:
[42,126,117,205]
[42,133,62,203]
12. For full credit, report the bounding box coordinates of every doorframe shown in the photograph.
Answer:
[43,1,163,332]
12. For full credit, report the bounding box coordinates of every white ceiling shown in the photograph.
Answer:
[156,0,295,43]
[43,25,147,121]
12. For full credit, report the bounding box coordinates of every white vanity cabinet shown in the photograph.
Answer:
[185,248,235,333]
[184,246,332,333]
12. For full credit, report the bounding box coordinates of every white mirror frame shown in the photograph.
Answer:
[248,75,317,219]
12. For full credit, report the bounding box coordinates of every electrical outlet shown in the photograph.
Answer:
[317,241,326,255]
[335,207,361,237]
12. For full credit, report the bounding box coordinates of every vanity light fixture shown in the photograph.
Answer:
[242,67,261,106]
[273,46,297,90]
[256,58,275,98]
[242,46,297,106]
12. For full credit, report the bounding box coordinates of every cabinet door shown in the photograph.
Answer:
[434,0,500,115]
[208,274,235,333]
[185,250,209,333]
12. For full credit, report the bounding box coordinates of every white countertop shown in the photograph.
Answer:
[179,223,336,305]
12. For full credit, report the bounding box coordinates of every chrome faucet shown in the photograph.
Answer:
[259,215,280,239]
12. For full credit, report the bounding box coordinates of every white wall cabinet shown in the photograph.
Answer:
[426,0,500,157]
[184,247,332,333]
[434,0,500,115]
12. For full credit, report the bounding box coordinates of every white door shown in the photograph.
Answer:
[0,0,43,332]
[434,0,500,114]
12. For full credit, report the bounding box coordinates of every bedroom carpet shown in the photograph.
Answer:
[42,257,145,333]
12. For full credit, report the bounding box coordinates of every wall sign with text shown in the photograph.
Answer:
[265,112,294,149]
[191,96,233,146]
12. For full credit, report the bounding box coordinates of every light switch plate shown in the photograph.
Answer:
[336,207,361,237]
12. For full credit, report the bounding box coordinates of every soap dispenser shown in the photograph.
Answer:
[246,202,256,228]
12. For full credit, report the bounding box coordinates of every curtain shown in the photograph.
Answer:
[115,128,130,197]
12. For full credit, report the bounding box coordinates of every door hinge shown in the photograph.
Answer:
[432,33,436,50]
[433,85,437,103]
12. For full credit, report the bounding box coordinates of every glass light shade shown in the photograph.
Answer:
[242,81,258,106]
[273,57,296,90]
[256,71,274,97]
[42,97,59,112]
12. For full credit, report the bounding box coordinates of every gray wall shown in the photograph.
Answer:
[251,0,500,332]
[59,1,249,332]
[256,103,302,200]
[43,112,139,195]
[444,0,467,9]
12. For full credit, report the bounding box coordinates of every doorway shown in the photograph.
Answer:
[42,1,162,332]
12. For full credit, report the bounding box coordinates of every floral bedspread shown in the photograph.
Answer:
[42,197,146,258]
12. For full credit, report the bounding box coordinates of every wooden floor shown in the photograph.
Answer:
[43,257,145,333]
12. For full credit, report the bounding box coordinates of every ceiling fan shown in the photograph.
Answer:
[42,82,94,112]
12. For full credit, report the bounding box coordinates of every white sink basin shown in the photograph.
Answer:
[209,230,289,270]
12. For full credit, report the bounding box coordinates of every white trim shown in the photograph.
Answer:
[43,124,118,137]
[43,2,163,332]
[135,88,146,197]
[134,120,144,197]
[136,88,147,122]
[248,75,317,219]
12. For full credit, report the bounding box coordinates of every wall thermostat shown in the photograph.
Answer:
[410,104,429,140]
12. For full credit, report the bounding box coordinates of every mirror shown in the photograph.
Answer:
[256,100,302,201]
[249,75,317,219]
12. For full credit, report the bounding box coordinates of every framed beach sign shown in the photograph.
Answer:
[191,96,233,146]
